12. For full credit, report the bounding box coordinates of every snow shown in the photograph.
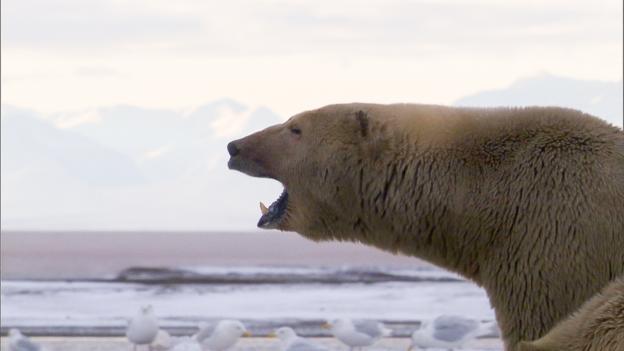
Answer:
[1,266,494,334]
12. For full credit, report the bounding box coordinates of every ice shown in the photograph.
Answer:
[1,266,494,336]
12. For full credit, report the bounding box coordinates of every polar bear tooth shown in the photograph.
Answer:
[260,202,269,215]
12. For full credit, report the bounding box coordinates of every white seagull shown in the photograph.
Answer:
[126,305,159,351]
[270,327,329,351]
[322,319,389,350]
[8,329,43,351]
[408,315,496,350]
[151,329,172,351]
[194,319,251,351]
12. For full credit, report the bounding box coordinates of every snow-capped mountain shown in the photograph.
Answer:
[455,74,623,128]
[1,100,284,230]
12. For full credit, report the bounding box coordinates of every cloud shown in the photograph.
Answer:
[1,0,620,118]
[2,0,620,57]
[74,66,123,77]
[181,1,622,56]
[1,0,201,50]
[256,1,619,51]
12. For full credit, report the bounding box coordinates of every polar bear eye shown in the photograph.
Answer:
[290,127,302,136]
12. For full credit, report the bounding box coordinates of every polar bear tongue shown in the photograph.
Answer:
[258,189,289,229]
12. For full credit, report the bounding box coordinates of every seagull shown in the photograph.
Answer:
[8,329,43,351]
[171,337,202,351]
[322,318,389,350]
[194,319,251,351]
[270,327,329,351]
[126,305,159,351]
[151,329,172,351]
[408,315,496,350]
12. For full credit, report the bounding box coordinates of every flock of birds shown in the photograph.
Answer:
[7,305,498,351]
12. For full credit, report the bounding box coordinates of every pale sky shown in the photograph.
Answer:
[2,0,622,118]
[1,0,622,230]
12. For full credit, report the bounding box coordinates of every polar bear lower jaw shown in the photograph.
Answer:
[258,189,289,229]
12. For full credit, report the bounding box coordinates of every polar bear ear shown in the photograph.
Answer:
[354,110,369,137]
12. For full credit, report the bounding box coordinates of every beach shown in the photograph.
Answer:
[0,336,504,350]
[1,231,501,350]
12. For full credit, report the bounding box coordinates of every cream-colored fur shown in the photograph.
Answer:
[228,103,624,350]
[519,276,624,351]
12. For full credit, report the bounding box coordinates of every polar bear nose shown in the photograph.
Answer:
[227,141,240,157]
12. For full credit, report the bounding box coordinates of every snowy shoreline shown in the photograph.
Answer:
[0,336,505,351]
[1,265,496,338]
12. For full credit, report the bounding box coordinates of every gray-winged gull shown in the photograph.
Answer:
[126,305,159,350]
[151,329,172,351]
[322,318,390,350]
[8,329,43,351]
[194,319,251,351]
[408,315,496,350]
[270,326,329,351]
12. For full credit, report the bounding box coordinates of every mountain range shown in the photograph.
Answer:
[1,74,622,230]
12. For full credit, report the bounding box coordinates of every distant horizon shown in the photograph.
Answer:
[2,72,622,125]
[0,230,429,280]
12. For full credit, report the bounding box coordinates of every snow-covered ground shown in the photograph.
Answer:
[0,336,505,351]
[1,265,495,338]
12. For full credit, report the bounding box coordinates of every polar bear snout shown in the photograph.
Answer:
[227,134,276,179]
[227,141,240,157]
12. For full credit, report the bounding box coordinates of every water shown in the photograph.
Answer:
[0,231,496,337]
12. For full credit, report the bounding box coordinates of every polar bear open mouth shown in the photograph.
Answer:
[258,189,288,229]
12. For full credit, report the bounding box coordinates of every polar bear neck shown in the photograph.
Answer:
[336,106,624,350]
[352,145,486,279]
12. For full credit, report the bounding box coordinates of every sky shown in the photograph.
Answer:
[1,0,623,230]
[2,0,622,119]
